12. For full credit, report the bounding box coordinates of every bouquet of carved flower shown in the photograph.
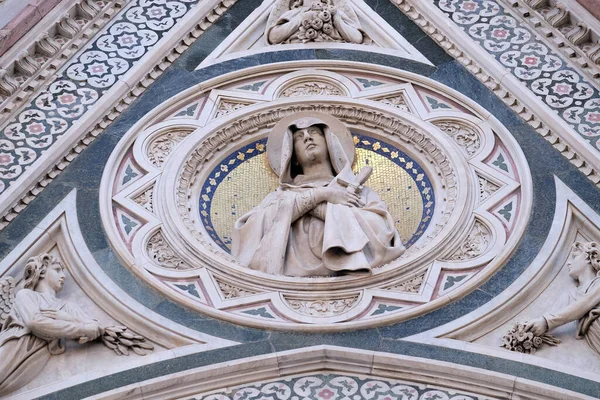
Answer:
[297,5,337,43]
[101,325,154,356]
[501,322,560,354]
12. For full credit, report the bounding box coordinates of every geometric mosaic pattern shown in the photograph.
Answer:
[0,0,202,194]
[436,0,600,148]
[187,373,497,400]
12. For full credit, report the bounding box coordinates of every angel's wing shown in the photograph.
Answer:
[266,0,293,30]
[336,0,360,21]
[0,276,16,329]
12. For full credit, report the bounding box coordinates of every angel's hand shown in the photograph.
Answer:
[524,318,548,336]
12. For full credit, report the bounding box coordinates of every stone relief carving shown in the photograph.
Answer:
[215,100,253,118]
[433,121,481,157]
[478,176,500,202]
[147,129,192,168]
[147,231,192,270]
[217,281,256,299]
[446,221,490,261]
[525,241,600,355]
[376,94,411,113]
[0,254,153,396]
[266,0,368,45]
[231,113,405,276]
[501,321,560,354]
[385,272,425,293]
[280,81,344,97]
[133,187,154,213]
[286,296,359,317]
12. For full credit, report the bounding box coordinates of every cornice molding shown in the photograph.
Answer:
[391,0,600,189]
[0,0,237,230]
[0,0,126,120]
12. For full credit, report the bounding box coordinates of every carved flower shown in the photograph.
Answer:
[311,18,324,30]
[318,10,331,22]
[533,337,542,347]
[302,18,312,29]
[522,340,532,350]
[515,346,524,353]
[322,23,333,35]
[305,28,318,40]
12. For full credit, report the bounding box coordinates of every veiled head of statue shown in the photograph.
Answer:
[267,112,355,185]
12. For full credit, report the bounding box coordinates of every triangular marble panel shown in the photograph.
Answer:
[197,0,432,68]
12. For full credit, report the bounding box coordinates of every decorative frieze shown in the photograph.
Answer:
[147,130,192,168]
[445,220,491,261]
[285,296,359,317]
[217,281,256,299]
[147,231,192,270]
[385,272,425,293]
[0,0,238,231]
[375,94,411,113]
[505,0,600,83]
[0,0,124,117]
[391,0,600,194]
[279,81,345,97]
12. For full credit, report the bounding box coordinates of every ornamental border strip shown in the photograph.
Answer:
[498,0,600,91]
[0,0,238,230]
[391,0,600,188]
[0,0,127,121]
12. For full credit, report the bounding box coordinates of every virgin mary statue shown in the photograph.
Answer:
[231,112,405,277]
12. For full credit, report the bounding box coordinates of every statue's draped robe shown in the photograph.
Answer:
[232,175,405,276]
[0,289,95,395]
[544,277,600,353]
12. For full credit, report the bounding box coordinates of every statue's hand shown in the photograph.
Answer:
[41,309,76,322]
[81,322,103,341]
[525,318,548,336]
[317,187,364,207]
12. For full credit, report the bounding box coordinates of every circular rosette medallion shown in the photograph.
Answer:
[101,63,531,330]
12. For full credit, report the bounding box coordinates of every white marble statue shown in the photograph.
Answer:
[266,0,368,44]
[0,253,152,396]
[231,113,405,277]
[526,241,600,354]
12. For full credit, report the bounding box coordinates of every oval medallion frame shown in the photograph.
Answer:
[100,61,532,331]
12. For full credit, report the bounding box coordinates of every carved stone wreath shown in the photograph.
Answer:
[101,63,531,331]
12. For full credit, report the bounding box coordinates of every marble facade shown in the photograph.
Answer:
[0,0,600,399]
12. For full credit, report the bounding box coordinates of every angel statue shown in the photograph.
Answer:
[232,112,405,277]
[526,241,600,355]
[0,253,153,396]
[266,0,368,44]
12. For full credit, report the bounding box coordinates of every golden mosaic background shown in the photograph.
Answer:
[209,148,424,248]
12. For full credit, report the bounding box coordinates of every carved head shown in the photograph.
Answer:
[23,254,66,293]
[568,241,600,280]
[290,123,330,175]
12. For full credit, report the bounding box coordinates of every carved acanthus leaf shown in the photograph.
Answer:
[133,187,154,213]
[147,130,192,168]
[280,82,344,97]
[385,273,425,293]
[478,176,500,202]
[376,94,410,113]
[446,221,490,261]
[433,121,481,157]
[147,231,191,270]
[217,281,256,299]
[215,100,252,118]
[286,297,359,317]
